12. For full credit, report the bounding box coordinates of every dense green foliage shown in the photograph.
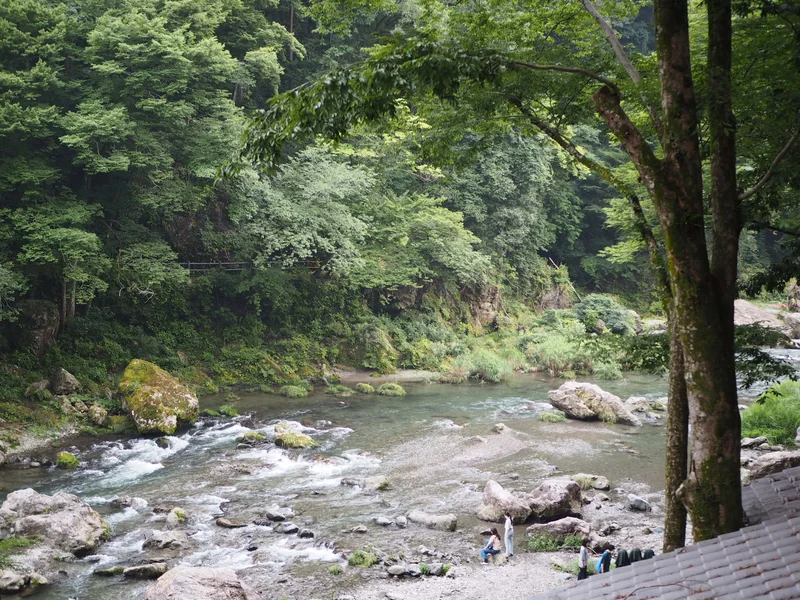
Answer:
[742,381,800,446]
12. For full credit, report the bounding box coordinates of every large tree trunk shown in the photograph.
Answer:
[592,0,743,541]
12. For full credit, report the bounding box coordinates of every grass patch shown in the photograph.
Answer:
[442,563,452,575]
[218,404,238,417]
[279,385,308,398]
[538,412,566,423]
[347,549,378,567]
[527,535,560,552]
[326,384,353,397]
[377,383,406,396]
[451,348,513,382]
[419,562,431,576]
[561,535,583,550]
[355,383,374,394]
[328,564,342,575]
[552,558,598,576]
[742,380,800,446]
[0,536,37,568]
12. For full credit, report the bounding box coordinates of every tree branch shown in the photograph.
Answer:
[579,0,663,137]
[510,61,621,96]
[748,221,800,237]
[739,113,800,201]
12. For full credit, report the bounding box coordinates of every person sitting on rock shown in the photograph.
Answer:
[503,512,514,558]
[480,528,502,563]
[599,543,615,574]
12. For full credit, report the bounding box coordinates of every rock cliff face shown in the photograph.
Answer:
[119,359,199,435]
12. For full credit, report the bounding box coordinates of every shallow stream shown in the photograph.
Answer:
[1,357,797,599]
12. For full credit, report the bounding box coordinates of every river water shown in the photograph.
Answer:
[1,361,796,599]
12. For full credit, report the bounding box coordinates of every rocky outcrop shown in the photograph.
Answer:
[119,359,199,435]
[734,299,783,329]
[784,312,800,338]
[476,480,531,523]
[9,299,59,357]
[142,566,260,600]
[51,368,80,395]
[0,489,107,555]
[407,510,457,531]
[526,517,592,541]
[749,451,800,480]
[527,479,582,521]
[547,382,642,427]
[88,403,109,427]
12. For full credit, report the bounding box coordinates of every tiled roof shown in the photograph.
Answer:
[742,465,800,525]
[528,468,800,600]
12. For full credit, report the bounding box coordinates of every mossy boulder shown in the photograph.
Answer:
[235,432,266,445]
[377,383,406,397]
[326,385,353,397]
[108,415,136,434]
[355,383,374,394]
[275,433,318,449]
[119,359,199,435]
[56,451,80,469]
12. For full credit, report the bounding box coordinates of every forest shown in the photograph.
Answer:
[1,0,800,551]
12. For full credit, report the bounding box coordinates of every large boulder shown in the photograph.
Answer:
[476,480,531,523]
[51,368,80,395]
[142,566,260,600]
[526,517,592,542]
[749,451,800,480]
[143,530,190,550]
[9,299,59,357]
[547,382,642,427]
[119,359,199,435]
[784,312,800,338]
[527,479,582,521]
[0,489,107,555]
[406,510,457,531]
[734,299,782,329]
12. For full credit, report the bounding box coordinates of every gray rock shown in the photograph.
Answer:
[0,488,106,555]
[741,436,768,448]
[24,380,51,400]
[627,494,651,512]
[123,563,168,580]
[94,566,125,576]
[395,515,408,528]
[528,479,583,520]
[51,368,80,395]
[491,423,507,433]
[216,518,246,529]
[573,473,611,490]
[407,510,457,532]
[385,592,405,600]
[428,562,444,576]
[298,528,314,539]
[164,508,185,530]
[476,480,531,523]
[265,508,289,522]
[406,564,422,577]
[0,569,25,593]
[796,427,800,447]
[375,516,394,527]
[548,382,641,427]
[387,565,406,576]
[784,312,800,338]
[88,404,109,427]
[364,475,391,491]
[142,566,260,600]
[274,522,299,534]
[0,451,5,467]
[749,451,800,479]
[526,517,591,542]
[340,478,362,487]
[734,299,783,329]
[143,530,189,550]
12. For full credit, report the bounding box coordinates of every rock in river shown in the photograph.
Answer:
[216,518,246,529]
[124,563,168,579]
[528,479,582,520]
[0,488,107,555]
[142,565,260,600]
[143,530,190,550]
[407,510,457,531]
[547,382,642,427]
[476,480,531,523]
[119,359,199,435]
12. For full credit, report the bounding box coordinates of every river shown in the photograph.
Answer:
[0,361,796,599]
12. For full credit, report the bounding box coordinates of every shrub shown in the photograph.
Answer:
[328,564,342,575]
[742,380,800,446]
[574,295,635,335]
[451,348,513,382]
[538,412,567,423]
[279,385,308,398]
[347,549,378,567]
[326,384,353,397]
[419,562,431,576]
[218,404,238,417]
[525,333,578,376]
[377,383,406,396]
[592,361,624,380]
[561,535,583,550]
[56,451,79,469]
[527,535,560,552]
[355,383,374,394]
[439,367,469,384]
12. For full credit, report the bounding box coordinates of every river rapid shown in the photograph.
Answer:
[1,363,796,600]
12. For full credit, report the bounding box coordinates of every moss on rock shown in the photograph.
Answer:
[355,383,375,394]
[57,451,80,469]
[274,430,318,449]
[279,385,308,398]
[377,383,406,397]
[236,432,266,444]
[118,359,199,435]
[326,384,353,397]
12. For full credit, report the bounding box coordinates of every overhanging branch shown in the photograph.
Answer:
[739,113,800,201]
[510,61,621,96]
